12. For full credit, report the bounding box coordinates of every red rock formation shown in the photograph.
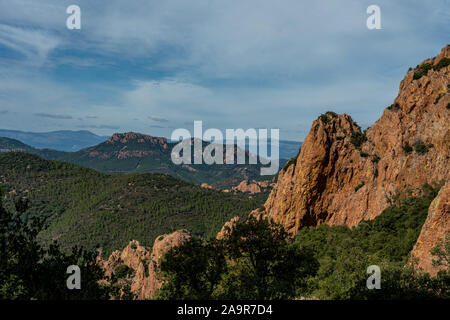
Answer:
[261,45,449,233]
[216,216,240,240]
[232,179,275,194]
[99,230,191,299]
[410,183,449,276]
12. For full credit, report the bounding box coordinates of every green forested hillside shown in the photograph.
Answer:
[155,183,449,300]
[0,136,273,189]
[0,152,262,255]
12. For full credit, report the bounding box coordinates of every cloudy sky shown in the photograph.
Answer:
[0,0,448,141]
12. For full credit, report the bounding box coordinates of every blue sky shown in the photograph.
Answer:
[0,0,448,141]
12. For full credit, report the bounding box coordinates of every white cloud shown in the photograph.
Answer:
[0,24,60,65]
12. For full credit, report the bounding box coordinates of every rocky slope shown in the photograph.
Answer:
[99,230,191,300]
[410,182,449,276]
[260,45,449,233]
[231,179,275,194]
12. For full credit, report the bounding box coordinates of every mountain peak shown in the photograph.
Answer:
[261,45,449,233]
[107,132,168,146]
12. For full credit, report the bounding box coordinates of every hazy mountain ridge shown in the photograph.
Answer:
[0,132,294,188]
[0,129,108,151]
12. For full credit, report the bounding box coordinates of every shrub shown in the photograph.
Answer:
[413,141,429,154]
[434,93,445,104]
[336,136,344,141]
[319,114,329,124]
[433,57,450,71]
[403,143,413,154]
[360,151,369,158]
[413,63,433,80]
[350,131,367,149]
[114,265,134,279]
[447,103,450,110]
[354,182,365,192]
[387,103,400,111]
[371,155,381,163]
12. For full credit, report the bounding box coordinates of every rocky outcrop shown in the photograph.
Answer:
[410,183,449,276]
[261,45,450,233]
[107,132,168,148]
[99,230,191,299]
[232,179,275,194]
[216,216,240,240]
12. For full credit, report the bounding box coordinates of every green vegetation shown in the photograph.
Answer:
[359,151,369,158]
[156,216,318,300]
[354,182,365,192]
[387,103,400,111]
[435,93,445,104]
[350,131,367,149]
[413,63,433,80]
[403,143,413,154]
[294,183,448,299]
[318,111,338,124]
[413,141,430,154]
[319,114,329,124]
[371,155,381,163]
[156,184,448,300]
[0,153,264,256]
[433,58,450,71]
[0,137,266,189]
[114,265,134,279]
[413,58,450,80]
[0,193,109,299]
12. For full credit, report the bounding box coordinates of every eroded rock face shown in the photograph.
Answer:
[216,216,240,240]
[261,45,450,233]
[410,183,449,276]
[99,230,191,299]
[232,180,275,194]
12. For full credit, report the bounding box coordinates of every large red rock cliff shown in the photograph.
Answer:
[99,230,191,300]
[261,45,449,233]
[410,182,449,276]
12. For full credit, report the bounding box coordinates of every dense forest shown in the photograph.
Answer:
[155,183,449,299]
[0,152,264,255]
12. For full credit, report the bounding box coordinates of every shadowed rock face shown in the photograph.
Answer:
[261,45,449,234]
[99,230,191,300]
[410,183,449,276]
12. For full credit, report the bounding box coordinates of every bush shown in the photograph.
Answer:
[350,131,367,149]
[294,183,446,299]
[354,182,365,192]
[114,265,134,279]
[403,143,413,154]
[433,57,450,71]
[319,114,329,124]
[371,155,381,163]
[413,141,429,154]
[413,58,450,81]
[360,151,369,158]
[157,217,318,300]
[387,103,400,111]
[413,63,433,80]
[434,93,445,104]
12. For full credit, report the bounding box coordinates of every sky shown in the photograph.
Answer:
[0,0,448,141]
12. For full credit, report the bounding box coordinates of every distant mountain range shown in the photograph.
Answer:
[0,129,301,158]
[0,129,108,151]
[0,132,293,188]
